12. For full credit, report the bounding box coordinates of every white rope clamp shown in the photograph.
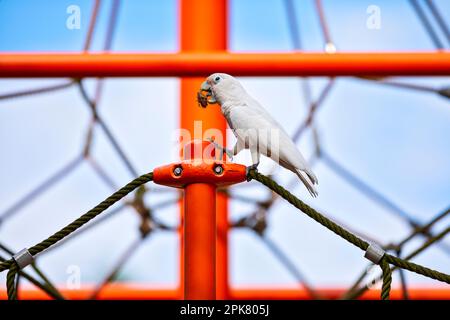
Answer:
[364,243,385,264]
[12,249,34,269]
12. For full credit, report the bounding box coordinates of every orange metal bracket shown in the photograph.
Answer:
[153,140,246,300]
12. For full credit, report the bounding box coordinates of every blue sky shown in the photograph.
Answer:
[0,0,450,294]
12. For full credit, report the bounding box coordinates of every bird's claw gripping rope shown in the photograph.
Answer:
[246,167,255,182]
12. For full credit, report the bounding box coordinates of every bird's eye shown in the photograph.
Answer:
[214,76,221,83]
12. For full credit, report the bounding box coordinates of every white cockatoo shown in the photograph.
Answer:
[199,73,318,197]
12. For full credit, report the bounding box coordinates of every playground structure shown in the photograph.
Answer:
[0,0,450,300]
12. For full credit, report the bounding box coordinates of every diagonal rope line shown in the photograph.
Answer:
[43,195,178,255]
[396,206,450,249]
[344,207,450,296]
[232,207,320,299]
[0,81,75,101]
[0,155,83,223]
[248,170,370,251]
[424,0,450,45]
[0,172,153,299]
[283,0,334,162]
[321,151,416,224]
[43,203,127,253]
[320,150,450,255]
[87,156,119,190]
[77,81,140,177]
[0,243,63,299]
[247,169,450,299]
[103,0,121,51]
[81,0,121,133]
[0,0,156,301]
[344,226,450,300]
[30,172,153,257]
[292,79,335,142]
[283,0,326,159]
[83,0,102,51]
[259,235,321,299]
[283,0,303,50]
[0,254,63,300]
[89,234,147,300]
[314,0,332,45]
[357,77,437,93]
[0,172,153,273]
[356,77,450,101]
[409,0,444,49]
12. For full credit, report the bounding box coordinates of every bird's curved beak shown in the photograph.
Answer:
[201,80,211,92]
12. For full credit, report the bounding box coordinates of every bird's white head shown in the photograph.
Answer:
[198,73,246,107]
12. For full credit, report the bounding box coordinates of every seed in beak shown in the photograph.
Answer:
[173,166,183,176]
[197,91,209,108]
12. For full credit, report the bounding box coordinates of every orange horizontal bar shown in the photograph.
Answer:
[0,52,450,77]
[229,287,450,300]
[2,285,449,300]
[0,284,180,300]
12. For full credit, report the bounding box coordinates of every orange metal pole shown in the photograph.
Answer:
[184,183,216,299]
[179,0,228,300]
[1,52,450,77]
[153,140,246,300]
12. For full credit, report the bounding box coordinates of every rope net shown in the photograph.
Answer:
[0,0,449,300]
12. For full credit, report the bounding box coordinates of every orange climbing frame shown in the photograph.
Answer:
[1,0,450,300]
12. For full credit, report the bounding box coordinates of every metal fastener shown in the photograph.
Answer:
[173,166,183,176]
[364,243,385,264]
[12,248,34,269]
[213,164,223,175]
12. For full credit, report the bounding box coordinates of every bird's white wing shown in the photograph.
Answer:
[228,100,311,172]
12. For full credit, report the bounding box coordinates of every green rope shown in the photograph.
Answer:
[0,172,153,300]
[385,254,450,283]
[0,244,64,299]
[1,254,63,300]
[247,169,450,299]
[380,258,392,300]
[247,170,370,250]
[6,264,18,300]
[343,226,450,300]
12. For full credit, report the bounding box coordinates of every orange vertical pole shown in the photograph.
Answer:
[184,183,216,299]
[179,0,228,299]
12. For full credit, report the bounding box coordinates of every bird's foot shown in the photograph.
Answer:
[248,162,259,171]
[246,163,259,181]
[206,138,233,161]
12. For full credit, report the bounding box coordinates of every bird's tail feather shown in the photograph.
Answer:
[295,169,318,198]
[304,167,318,185]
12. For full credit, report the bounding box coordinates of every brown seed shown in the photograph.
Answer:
[197,91,209,108]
